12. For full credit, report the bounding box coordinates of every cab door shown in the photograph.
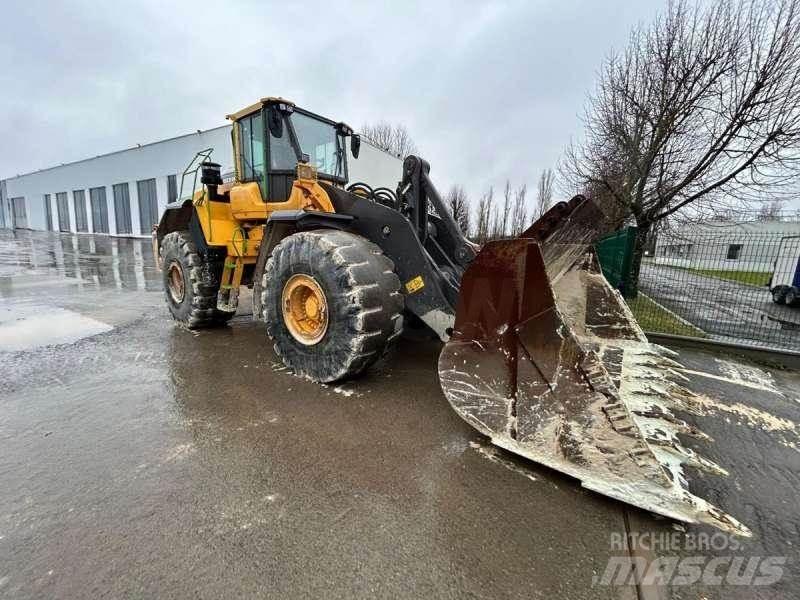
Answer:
[236,111,267,199]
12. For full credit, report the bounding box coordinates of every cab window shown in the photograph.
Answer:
[269,124,296,170]
[238,112,265,194]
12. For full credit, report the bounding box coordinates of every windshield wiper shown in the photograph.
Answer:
[284,116,305,164]
[334,135,344,179]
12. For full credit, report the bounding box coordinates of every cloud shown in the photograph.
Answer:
[0,0,664,212]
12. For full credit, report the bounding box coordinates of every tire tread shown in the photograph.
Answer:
[160,231,234,329]
[261,229,404,382]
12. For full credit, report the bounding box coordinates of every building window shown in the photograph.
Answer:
[73,190,88,232]
[726,244,743,260]
[11,197,27,228]
[44,194,53,230]
[90,187,109,234]
[167,174,178,203]
[113,182,132,235]
[56,192,70,232]
[136,178,158,234]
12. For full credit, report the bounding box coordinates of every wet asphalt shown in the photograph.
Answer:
[1,229,798,599]
[640,262,800,351]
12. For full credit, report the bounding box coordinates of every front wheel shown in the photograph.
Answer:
[261,229,403,382]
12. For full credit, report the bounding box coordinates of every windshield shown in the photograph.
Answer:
[270,112,345,178]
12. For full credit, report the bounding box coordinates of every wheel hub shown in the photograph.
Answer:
[282,274,329,345]
[167,261,185,303]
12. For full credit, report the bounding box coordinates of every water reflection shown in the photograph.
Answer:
[0,229,161,296]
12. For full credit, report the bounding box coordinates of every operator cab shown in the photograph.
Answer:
[226,97,361,203]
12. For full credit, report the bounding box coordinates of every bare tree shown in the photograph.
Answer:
[360,121,419,157]
[561,0,800,293]
[445,185,471,234]
[500,180,512,237]
[474,187,495,244]
[758,199,786,221]
[709,207,735,222]
[511,184,528,235]
[581,174,629,225]
[490,203,503,239]
[535,169,555,219]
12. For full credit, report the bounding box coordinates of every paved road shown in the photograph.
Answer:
[640,262,800,350]
[1,230,798,598]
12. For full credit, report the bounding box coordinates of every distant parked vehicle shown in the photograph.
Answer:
[770,235,800,306]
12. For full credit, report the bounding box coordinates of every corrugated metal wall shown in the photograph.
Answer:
[74,189,88,232]
[0,180,6,228]
[12,197,27,228]
[113,183,132,234]
[56,192,70,232]
[44,194,52,230]
[90,187,109,234]
[136,178,158,234]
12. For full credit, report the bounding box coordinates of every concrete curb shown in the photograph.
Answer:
[646,331,800,371]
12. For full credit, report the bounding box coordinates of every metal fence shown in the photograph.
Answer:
[596,226,637,297]
[629,228,800,352]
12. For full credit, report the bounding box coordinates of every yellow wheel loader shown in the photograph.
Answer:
[153,97,750,536]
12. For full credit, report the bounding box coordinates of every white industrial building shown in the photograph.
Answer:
[654,220,800,272]
[0,125,402,236]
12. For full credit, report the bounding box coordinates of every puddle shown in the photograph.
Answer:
[0,304,113,351]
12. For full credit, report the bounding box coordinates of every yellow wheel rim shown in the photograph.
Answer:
[282,274,329,345]
[167,261,185,303]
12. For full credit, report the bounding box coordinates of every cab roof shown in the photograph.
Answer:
[225,97,294,122]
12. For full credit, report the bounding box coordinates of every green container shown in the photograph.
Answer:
[595,226,637,298]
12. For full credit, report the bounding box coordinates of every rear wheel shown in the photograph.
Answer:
[160,231,234,328]
[786,288,799,307]
[261,229,403,382]
[772,287,787,304]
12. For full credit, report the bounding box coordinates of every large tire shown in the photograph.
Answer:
[261,229,403,382]
[786,288,799,307]
[772,287,787,304]
[160,231,234,328]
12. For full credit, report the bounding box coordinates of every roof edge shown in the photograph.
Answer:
[2,124,232,181]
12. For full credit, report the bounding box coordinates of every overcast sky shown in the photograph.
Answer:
[1,0,665,207]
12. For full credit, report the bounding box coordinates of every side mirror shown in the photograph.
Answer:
[350,134,361,159]
[267,106,283,138]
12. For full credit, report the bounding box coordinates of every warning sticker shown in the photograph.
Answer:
[405,275,425,294]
